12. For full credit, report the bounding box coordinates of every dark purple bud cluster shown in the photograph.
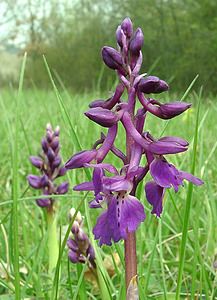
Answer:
[65,18,203,246]
[27,124,69,208]
[67,208,96,268]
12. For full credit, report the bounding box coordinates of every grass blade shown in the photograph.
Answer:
[12,52,27,299]
[51,193,87,300]
[175,90,201,299]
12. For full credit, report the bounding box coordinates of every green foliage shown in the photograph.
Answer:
[0,78,217,298]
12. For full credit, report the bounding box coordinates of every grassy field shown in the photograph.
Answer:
[0,62,217,299]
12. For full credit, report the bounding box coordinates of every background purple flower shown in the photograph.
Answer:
[27,123,69,208]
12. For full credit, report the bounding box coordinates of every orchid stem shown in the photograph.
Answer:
[47,209,59,275]
[124,231,137,289]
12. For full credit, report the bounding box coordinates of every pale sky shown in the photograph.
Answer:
[0,0,70,48]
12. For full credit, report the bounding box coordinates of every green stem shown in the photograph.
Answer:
[47,209,59,275]
[96,266,111,300]
[76,264,87,300]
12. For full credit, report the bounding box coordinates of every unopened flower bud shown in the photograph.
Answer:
[46,131,53,143]
[52,156,61,168]
[58,167,67,176]
[89,99,105,108]
[159,102,191,119]
[148,139,188,155]
[69,208,83,224]
[54,126,60,136]
[158,136,189,147]
[102,46,125,74]
[138,76,169,94]
[40,174,49,187]
[36,198,51,207]
[65,149,97,170]
[27,175,42,189]
[29,156,43,169]
[68,250,79,263]
[121,17,133,38]
[41,138,48,153]
[47,148,55,162]
[56,181,69,194]
[85,107,119,127]
[71,221,80,234]
[46,123,52,132]
[51,137,59,151]
[67,239,79,251]
[77,230,88,241]
[129,28,144,55]
[87,244,95,262]
[116,25,124,47]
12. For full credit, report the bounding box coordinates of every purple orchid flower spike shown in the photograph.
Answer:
[67,208,96,268]
[65,17,203,291]
[27,123,69,209]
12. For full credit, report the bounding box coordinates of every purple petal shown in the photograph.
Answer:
[93,197,122,246]
[96,124,118,162]
[158,136,189,147]
[103,84,125,110]
[145,181,164,217]
[85,163,118,174]
[65,149,97,170]
[93,167,104,195]
[103,176,133,192]
[73,181,94,191]
[119,195,146,234]
[89,197,103,208]
[149,140,187,155]
[127,166,143,179]
[150,158,182,192]
[85,107,119,127]
[179,171,204,186]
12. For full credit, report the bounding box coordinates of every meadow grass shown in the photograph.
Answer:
[0,70,217,299]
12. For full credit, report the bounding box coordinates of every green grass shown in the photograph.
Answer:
[0,68,217,299]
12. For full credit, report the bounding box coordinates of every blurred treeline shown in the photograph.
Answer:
[2,0,217,93]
